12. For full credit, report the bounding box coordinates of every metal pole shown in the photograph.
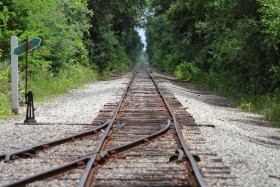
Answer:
[11,36,19,114]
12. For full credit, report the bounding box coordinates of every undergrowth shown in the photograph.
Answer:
[28,65,98,102]
[192,71,280,128]
[0,93,10,117]
[0,64,98,119]
[0,63,11,117]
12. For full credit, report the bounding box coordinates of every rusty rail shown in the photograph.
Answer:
[1,74,136,187]
[2,157,90,187]
[149,74,206,187]
[0,120,110,162]
[2,73,206,187]
[100,119,171,160]
[78,73,136,187]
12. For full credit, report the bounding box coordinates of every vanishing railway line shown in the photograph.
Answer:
[0,73,205,187]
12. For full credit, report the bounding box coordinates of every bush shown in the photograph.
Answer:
[0,64,10,94]
[28,65,98,102]
[260,91,280,127]
[0,93,10,116]
[174,62,198,81]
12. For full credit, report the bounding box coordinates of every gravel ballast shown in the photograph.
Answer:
[0,75,130,153]
[0,74,130,187]
[156,74,280,187]
[0,72,279,186]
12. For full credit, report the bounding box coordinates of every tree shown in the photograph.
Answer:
[87,0,146,73]
[146,0,280,93]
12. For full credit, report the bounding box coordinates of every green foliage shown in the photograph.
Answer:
[146,0,280,126]
[0,64,98,118]
[0,0,145,117]
[88,0,146,73]
[100,46,132,77]
[240,98,255,111]
[259,0,280,47]
[0,92,10,116]
[0,2,19,58]
[146,13,174,72]
[136,51,149,63]
[29,64,98,102]
[124,29,144,62]
[175,62,198,81]
[269,66,280,89]
[1,0,92,70]
[257,90,280,126]
[0,63,10,94]
[12,0,92,72]
[0,63,10,116]
[239,91,280,127]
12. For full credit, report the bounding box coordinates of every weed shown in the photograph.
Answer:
[0,65,98,119]
[193,72,280,128]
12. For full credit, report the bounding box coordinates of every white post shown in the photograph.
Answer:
[11,36,19,114]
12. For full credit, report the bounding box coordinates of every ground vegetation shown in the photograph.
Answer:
[146,0,280,127]
[0,0,145,116]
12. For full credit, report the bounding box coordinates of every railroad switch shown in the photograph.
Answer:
[24,91,37,124]
[169,149,185,162]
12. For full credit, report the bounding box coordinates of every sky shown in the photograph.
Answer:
[137,28,147,50]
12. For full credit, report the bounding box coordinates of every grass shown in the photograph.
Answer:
[29,65,98,102]
[0,64,98,119]
[0,63,11,118]
[193,72,280,128]
[0,93,11,118]
[238,95,280,127]
[254,93,280,128]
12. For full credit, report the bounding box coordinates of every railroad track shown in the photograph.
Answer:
[0,73,205,187]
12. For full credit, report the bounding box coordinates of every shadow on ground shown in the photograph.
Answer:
[156,75,236,108]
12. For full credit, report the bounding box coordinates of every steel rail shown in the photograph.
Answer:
[2,73,205,187]
[100,120,171,160]
[78,73,136,187]
[2,74,136,187]
[1,120,111,186]
[0,120,111,162]
[149,74,206,187]
[2,157,90,187]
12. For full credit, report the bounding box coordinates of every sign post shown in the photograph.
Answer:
[11,36,19,114]
[25,37,29,103]
[11,36,41,123]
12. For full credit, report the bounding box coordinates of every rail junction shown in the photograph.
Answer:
[0,71,234,186]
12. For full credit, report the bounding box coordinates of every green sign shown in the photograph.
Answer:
[14,37,41,56]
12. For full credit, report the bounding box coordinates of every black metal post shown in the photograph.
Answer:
[25,37,28,104]
[24,91,37,124]
[24,36,37,124]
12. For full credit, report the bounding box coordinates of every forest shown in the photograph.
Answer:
[146,0,280,127]
[0,0,145,115]
[0,0,279,126]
